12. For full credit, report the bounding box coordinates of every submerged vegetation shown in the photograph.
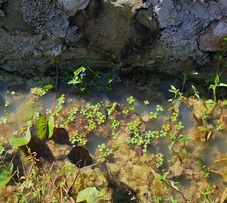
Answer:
[1,58,227,202]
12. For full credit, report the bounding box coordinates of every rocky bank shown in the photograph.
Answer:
[0,0,227,84]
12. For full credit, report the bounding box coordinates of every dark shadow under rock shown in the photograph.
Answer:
[20,136,55,162]
[51,127,70,145]
[112,182,138,203]
[67,146,93,168]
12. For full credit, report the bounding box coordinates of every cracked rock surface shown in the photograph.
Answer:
[0,0,227,84]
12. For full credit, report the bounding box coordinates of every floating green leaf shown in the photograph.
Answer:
[76,187,99,203]
[35,115,47,140]
[0,163,14,189]
[9,127,31,147]
[48,116,55,138]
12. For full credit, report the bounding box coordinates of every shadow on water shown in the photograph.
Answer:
[86,133,107,156]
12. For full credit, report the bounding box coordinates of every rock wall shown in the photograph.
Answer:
[0,0,227,84]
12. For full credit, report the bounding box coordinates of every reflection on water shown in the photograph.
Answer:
[87,133,107,156]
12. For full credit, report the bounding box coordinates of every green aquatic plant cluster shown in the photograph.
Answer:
[1,63,227,202]
[80,103,106,130]
[97,143,113,162]
[66,65,118,93]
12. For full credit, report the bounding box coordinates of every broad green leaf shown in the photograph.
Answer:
[9,127,31,147]
[223,38,227,42]
[0,163,14,189]
[77,187,99,203]
[48,116,55,138]
[35,115,47,140]
[43,84,53,91]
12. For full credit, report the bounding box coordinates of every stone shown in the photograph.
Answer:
[1,0,227,84]
[0,9,4,17]
[58,0,90,16]
[141,112,150,122]
[136,8,159,32]
[170,160,184,177]
[199,18,227,51]
[21,0,80,41]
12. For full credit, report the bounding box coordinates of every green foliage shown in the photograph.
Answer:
[0,163,14,189]
[70,135,87,146]
[0,117,7,124]
[156,153,164,168]
[35,115,47,140]
[168,85,183,103]
[111,119,120,130]
[150,111,158,120]
[66,107,79,123]
[53,94,65,115]
[126,96,136,105]
[68,66,86,85]
[144,100,150,105]
[209,74,227,102]
[76,187,101,203]
[48,116,55,138]
[80,103,106,131]
[35,115,55,140]
[156,105,164,112]
[169,134,191,151]
[191,85,200,99]
[9,127,31,147]
[31,84,53,98]
[97,143,113,162]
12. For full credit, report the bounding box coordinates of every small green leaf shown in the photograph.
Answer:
[223,38,227,42]
[48,116,55,138]
[77,187,99,203]
[43,84,53,91]
[218,83,227,88]
[9,127,31,147]
[35,115,47,140]
[206,131,212,141]
[0,163,14,189]
[68,66,86,85]
[215,74,220,85]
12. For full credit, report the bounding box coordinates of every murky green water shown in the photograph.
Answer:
[0,82,227,202]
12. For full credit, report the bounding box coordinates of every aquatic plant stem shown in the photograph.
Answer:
[68,169,80,195]
[163,180,189,203]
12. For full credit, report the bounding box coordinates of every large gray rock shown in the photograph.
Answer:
[58,0,90,16]
[150,0,227,63]
[21,0,80,41]
[0,0,227,85]
[199,18,227,51]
